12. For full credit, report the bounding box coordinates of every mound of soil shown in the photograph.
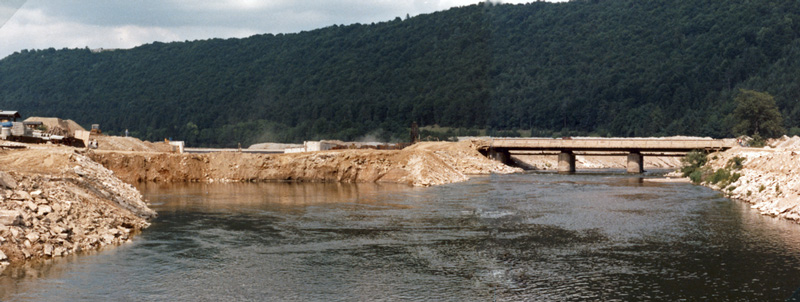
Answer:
[405,141,522,175]
[93,135,172,152]
[23,117,86,136]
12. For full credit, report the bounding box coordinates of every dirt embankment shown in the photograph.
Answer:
[703,136,800,222]
[0,147,155,266]
[89,141,520,187]
[93,135,174,152]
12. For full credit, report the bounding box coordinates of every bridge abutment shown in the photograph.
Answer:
[558,151,576,173]
[487,148,513,166]
[627,151,644,173]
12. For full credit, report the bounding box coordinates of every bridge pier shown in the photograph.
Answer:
[558,151,576,173]
[627,151,644,173]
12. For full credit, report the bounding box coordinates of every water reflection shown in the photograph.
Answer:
[139,181,419,212]
[2,174,800,301]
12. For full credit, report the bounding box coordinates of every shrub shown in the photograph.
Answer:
[790,127,800,137]
[750,134,767,147]
[709,168,731,185]
[689,170,704,184]
[726,156,745,170]
[681,150,707,177]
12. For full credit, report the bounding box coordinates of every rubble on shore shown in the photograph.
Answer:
[0,147,155,266]
[699,136,800,222]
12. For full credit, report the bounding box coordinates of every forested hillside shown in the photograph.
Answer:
[1,0,800,146]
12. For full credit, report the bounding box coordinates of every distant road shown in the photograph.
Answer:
[476,137,736,153]
[184,148,284,154]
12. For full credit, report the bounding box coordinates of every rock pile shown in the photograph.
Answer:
[0,149,155,267]
[703,145,800,223]
[768,135,800,149]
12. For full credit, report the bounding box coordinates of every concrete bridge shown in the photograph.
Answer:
[476,138,736,173]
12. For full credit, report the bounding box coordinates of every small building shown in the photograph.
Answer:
[0,111,21,122]
[23,121,43,129]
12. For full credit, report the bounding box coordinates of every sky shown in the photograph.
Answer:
[0,0,566,59]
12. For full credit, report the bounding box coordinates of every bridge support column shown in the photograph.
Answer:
[487,148,513,166]
[627,151,644,173]
[558,151,575,173]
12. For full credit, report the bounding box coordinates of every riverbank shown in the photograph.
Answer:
[0,146,156,266]
[701,138,800,222]
[0,139,517,266]
[89,140,520,187]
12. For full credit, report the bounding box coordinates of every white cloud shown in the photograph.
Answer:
[0,0,25,28]
[0,8,257,57]
[0,0,566,59]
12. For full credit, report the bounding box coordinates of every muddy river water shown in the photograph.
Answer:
[3,171,800,301]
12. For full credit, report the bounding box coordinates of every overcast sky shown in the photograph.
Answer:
[0,0,566,59]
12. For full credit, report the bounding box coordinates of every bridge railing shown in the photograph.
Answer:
[485,138,734,151]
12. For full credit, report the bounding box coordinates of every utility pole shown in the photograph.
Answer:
[410,122,419,144]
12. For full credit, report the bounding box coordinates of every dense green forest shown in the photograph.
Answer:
[1,0,800,147]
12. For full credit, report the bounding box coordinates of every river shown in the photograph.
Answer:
[2,171,800,301]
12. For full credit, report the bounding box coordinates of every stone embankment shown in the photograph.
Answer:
[702,136,800,222]
[89,141,520,187]
[0,147,155,266]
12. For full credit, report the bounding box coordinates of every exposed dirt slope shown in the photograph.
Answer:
[89,141,520,187]
[0,147,155,265]
[90,149,463,187]
[93,135,173,152]
[405,141,523,175]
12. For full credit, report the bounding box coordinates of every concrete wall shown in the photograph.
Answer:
[169,141,185,153]
[284,141,338,153]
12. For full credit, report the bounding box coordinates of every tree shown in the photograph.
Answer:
[732,89,785,138]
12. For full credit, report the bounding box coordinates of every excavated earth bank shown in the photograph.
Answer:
[89,141,520,187]
[0,146,156,266]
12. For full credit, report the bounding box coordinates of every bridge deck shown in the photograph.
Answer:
[481,138,735,152]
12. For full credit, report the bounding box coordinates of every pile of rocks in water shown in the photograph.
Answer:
[0,151,156,267]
